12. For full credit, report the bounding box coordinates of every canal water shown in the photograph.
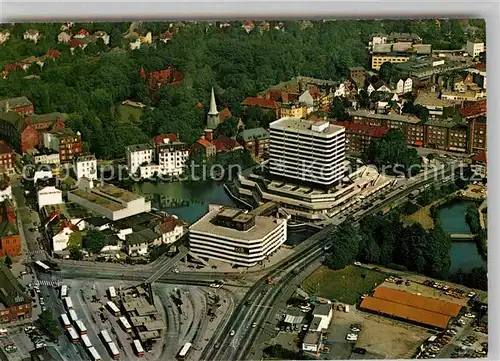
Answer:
[438,200,486,273]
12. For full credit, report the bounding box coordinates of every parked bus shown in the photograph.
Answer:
[100,329,112,344]
[60,285,68,299]
[133,339,145,358]
[69,309,78,323]
[118,316,132,333]
[88,347,101,361]
[177,343,192,360]
[67,327,79,343]
[60,314,71,329]
[34,261,51,273]
[64,297,74,310]
[108,286,116,299]
[75,320,87,335]
[107,342,120,360]
[106,301,120,316]
[81,334,92,349]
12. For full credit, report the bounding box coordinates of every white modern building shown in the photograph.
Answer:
[34,151,60,166]
[67,178,151,221]
[0,182,11,202]
[302,332,322,353]
[33,168,53,184]
[189,204,287,267]
[396,77,413,95]
[269,117,346,187]
[309,304,333,332]
[156,141,189,177]
[125,144,155,176]
[73,154,97,181]
[37,186,63,210]
[466,40,485,58]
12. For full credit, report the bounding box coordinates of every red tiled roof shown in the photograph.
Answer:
[197,139,212,148]
[243,20,254,26]
[46,49,61,59]
[213,135,242,152]
[4,64,18,72]
[156,215,183,234]
[309,87,322,99]
[241,97,278,109]
[0,142,13,155]
[76,29,89,36]
[474,63,486,72]
[154,133,178,145]
[160,31,174,40]
[460,100,486,118]
[141,67,185,90]
[68,38,85,48]
[219,107,232,122]
[472,151,487,164]
[331,121,389,138]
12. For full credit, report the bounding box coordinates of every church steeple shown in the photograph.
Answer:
[207,87,220,130]
[208,87,218,115]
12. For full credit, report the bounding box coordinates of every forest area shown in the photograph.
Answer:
[0,19,485,159]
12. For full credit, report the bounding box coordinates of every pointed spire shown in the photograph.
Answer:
[208,87,218,115]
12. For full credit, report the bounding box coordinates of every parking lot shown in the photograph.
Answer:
[327,307,433,359]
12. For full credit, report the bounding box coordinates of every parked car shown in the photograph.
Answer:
[464,313,476,318]
[230,330,235,336]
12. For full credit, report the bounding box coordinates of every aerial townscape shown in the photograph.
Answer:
[0,19,488,361]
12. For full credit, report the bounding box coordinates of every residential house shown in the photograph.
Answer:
[414,91,454,118]
[23,29,40,43]
[140,32,153,44]
[0,30,10,45]
[94,31,110,45]
[43,128,83,163]
[0,142,15,175]
[159,30,174,43]
[57,31,72,43]
[153,215,184,244]
[348,66,366,80]
[241,97,280,118]
[0,201,21,257]
[126,143,155,176]
[192,136,217,158]
[280,101,307,119]
[73,28,90,39]
[396,77,413,95]
[0,265,32,323]
[0,96,34,116]
[32,149,61,166]
[213,135,243,153]
[73,154,97,181]
[331,121,389,153]
[60,22,75,31]
[367,80,392,96]
[51,220,78,252]
[238,128,270,158]
[218,106,234,123]
[140,66,184,93]
[441,90,486,102]
[46,49,62,60]
[68,38,87,51]
[242,20,255,33]
[125,228,160,256]
[129,37,141,50]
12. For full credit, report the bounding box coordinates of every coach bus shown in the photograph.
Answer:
[81,334,92,349]
[100,329,112,344]
[64,297,74,310]
[35,261,51,273]
[69,309,78,323]
[75,320,88,335]
[118,317,132,333]
[177,343,192,360]
[133,339,145,358]
[67,327,79,343]
[107,342,120,360]
[106,301,120,316]
[88,347,102,361]
[60,285,68,299]
[60,314,71,329]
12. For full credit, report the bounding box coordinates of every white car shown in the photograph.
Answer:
[252,322,257,328]
[173,268,179,274]
[464,313,475,318]
[230,330,235,336]
[354,262,362,266]
[467,292,476,298]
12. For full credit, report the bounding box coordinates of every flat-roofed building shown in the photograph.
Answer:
[0,265,32,323]
[269,117,346,187]
[126,143,155,176]
[189,204,287,267]
[67,178,151,221]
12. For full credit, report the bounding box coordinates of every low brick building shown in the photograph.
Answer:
[0,96,34,116]
[238,127,270,158]
[0,265,32,323]
[0,142,15,175]
[331,121,388,153]
[44,129,83,163]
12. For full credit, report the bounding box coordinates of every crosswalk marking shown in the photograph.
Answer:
[33,280,62,288]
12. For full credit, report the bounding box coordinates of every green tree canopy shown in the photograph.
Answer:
[83,230,108,253]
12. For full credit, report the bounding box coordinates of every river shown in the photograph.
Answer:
[437,200,486,273]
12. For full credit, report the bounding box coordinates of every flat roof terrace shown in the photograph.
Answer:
[190,205,283,241]
[70,189,126,211]
[270,117,345,136]
[96,183,141,202]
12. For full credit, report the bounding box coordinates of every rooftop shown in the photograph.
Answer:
[0,96,32,110]
[126,143,154,152]
[0,265,30,307]
[414,91,454,108]
[74,153,96,162]
[349,109,422,124]
[0,200,18,238]
[424,119,460,128]
[270,117,345,135]
[313,303,332,316]
[239,127,270,142]
[189,205,285,241]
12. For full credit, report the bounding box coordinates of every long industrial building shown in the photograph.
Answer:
[359,287,463,329]
[189,204,287,267]
[269,117,346,187]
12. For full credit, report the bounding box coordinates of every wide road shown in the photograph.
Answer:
[201,161,458,361]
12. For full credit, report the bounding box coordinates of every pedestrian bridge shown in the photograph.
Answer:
[450,233,475,240]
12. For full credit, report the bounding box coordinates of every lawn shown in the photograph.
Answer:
[117,104,144,123]
[301,265,387,304]
[405,204,435,229]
